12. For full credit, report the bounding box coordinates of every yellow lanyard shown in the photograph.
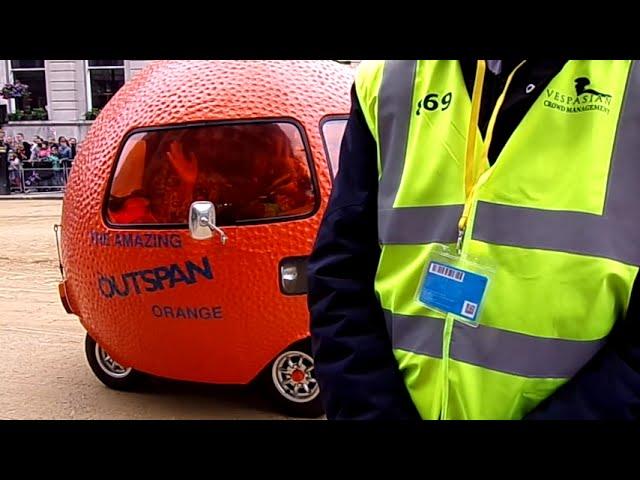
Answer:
[456,59,527,253]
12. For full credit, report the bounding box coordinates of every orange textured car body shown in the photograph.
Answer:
[60,61,352,384]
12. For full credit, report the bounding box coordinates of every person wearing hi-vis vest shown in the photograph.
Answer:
[308,60,640,420]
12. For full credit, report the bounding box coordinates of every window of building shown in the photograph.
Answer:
[106,121,317,227]
[9,60,48,112]
[86,60,125,110]
[320,118,348,178]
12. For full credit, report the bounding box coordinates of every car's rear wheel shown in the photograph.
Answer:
[84,333,144,391]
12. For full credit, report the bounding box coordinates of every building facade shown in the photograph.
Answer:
[1,60,357,142]
[0,60,152,141]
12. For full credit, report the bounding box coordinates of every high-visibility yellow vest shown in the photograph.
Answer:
[355,60,639,419]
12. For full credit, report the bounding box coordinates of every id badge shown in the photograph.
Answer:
[417,244,495,327]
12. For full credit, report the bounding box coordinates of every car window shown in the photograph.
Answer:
[320,118,347,178]
[106,122,317,227]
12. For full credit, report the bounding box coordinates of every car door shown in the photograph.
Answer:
[102,119,320,384]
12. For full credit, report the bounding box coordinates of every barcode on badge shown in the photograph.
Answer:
[429,262,465,282]
[461,300,477,318]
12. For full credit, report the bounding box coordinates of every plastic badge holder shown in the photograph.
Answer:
[416,244,495,328]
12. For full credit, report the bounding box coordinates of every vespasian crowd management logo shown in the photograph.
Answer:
[544,77,613,114]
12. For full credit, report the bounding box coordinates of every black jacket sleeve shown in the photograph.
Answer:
[525,275,640,419]
[307,86,421,420]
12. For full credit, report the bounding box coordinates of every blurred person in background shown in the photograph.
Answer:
[15,144,28,162]
[58,137,72,159]
[15,133,32,156]
[37,141,50,159]
[30,137,44,160]
[69,137,78,159]
[0,130,10,194]
[49,145,63,187]
[8,151,20,189]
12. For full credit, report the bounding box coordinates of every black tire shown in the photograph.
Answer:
[84,333,144,391]
[263,340,324,418]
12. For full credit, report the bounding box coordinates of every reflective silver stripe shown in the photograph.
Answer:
[387,309,605,378]
[604,61,640,224]
[384,310,443,358]
[473,201,640,265]
[450,321,606,378]
[377,61,417,214]
[379,206,463,244]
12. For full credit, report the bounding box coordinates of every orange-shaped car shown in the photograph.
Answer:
[57,60,352,417]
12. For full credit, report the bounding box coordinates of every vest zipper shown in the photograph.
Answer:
[447,60,527,417]
[440,314,455,419]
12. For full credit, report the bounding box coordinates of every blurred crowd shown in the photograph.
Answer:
[0,129,78,192]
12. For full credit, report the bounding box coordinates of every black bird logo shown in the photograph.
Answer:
[574,77,611,98]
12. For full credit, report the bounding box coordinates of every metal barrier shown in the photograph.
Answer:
[10,161,74,194]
